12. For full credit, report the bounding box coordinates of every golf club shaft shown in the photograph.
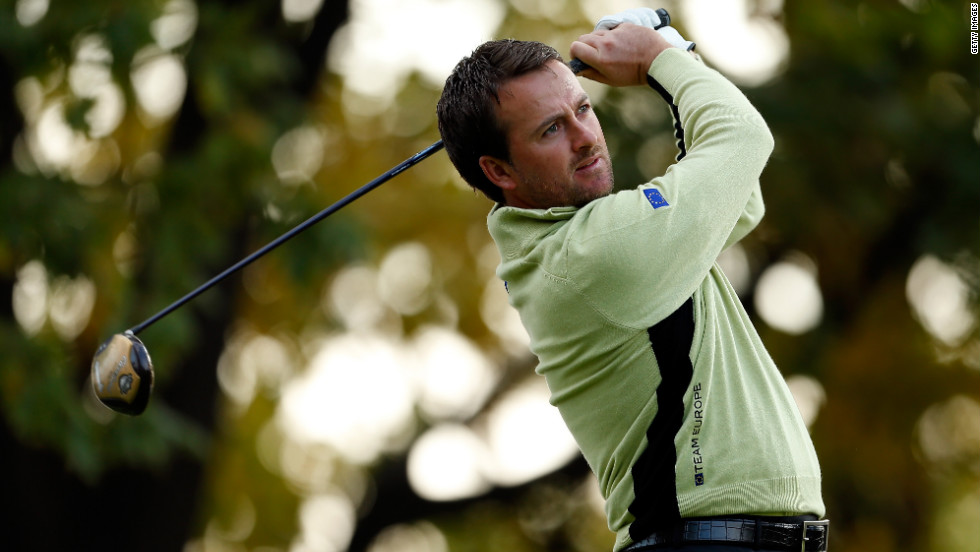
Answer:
[128,140,445,335]
[127,57,588,336]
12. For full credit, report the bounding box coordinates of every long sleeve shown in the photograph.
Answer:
[565,48,774,328]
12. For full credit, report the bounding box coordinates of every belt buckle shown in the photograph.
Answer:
[801,519,829,551]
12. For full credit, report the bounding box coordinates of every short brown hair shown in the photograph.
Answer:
[437,40,563,203]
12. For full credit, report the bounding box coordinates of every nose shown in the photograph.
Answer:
[570,118,598,151]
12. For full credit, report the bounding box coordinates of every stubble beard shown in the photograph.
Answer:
[568,145,614,208]
[511,145,614,209]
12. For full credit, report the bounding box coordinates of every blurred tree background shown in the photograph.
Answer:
[0,0,977,551]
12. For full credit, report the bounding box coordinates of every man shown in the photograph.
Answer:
[437,9,828,552]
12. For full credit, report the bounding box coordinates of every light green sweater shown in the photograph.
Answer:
[487,49,825,551]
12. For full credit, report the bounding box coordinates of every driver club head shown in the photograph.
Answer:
[91,332,154,415]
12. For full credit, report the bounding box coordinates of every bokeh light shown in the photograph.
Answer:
[131,47,187,123]
[328,0,505,101]
[292,490,357,552]
[378,242,433,316]
[482,376,580,486]
[754,253,824,335]
[325,264,397,334]
[784,374,826,429]
[407,423,491,501]
[48,274,96,341]
[716,243,751,296]
[367,520,448,552]
[15,0,48,27]
[412,325,497,420]
[914,394,980,475]
[681,0,789,85]
[277,332,416,463]
[12,260,48,336]
[906,254,975,346]
[480,274,532,356]
[282,0,325,23]
[272,125,328,185]
[218,332,295,408]
[151,0,198,50]
[68,35,125,140]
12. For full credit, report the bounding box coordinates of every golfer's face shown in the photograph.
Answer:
[489,60,613,209]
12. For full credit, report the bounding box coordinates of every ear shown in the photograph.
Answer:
[479,155,518,191]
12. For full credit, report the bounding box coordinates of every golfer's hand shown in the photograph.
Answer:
[594,7,696,51]
[570,23,671,87]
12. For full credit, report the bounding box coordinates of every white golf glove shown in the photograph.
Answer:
[595,7,695,51]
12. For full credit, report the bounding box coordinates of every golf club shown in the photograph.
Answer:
[91,55,599,416]
[91,140,444,415]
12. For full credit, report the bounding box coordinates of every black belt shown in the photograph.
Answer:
[627,518,830,551]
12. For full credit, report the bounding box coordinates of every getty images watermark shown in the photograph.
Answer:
[972,3,979,54]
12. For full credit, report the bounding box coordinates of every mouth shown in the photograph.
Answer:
[575,156,601,172]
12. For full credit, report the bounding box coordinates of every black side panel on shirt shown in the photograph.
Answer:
[628,296,696,541]
[646,75,687,161]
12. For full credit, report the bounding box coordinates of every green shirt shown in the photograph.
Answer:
[487,49,825,551]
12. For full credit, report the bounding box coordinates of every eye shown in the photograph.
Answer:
[543,122,559,136]
[577,103,591,115]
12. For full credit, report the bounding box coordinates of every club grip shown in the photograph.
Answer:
[569,7,672,75]
[568,58,590,74]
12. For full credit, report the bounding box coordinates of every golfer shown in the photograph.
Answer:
[437,9,828,552]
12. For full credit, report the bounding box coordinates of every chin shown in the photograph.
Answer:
[573,187,613,208]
